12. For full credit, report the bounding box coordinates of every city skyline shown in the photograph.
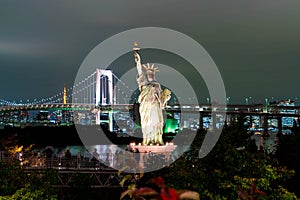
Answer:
[0,1,300,104]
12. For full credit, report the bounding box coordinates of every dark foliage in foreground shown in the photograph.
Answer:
[1,118,300,199]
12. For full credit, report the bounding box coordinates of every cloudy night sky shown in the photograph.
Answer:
[0,0,300,104]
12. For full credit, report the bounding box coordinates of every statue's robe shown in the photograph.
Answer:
[137,73,164,145]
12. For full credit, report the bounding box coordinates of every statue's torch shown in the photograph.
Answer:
[133,41,140,51]
[133,41,141,65]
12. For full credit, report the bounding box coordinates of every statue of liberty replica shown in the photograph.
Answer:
[133,42,171,145]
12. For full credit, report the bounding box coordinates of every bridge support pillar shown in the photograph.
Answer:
[212,112,217,130]
[262,114,269,138]
[277,116,282,136]
[230,114,235,126]
[96,110,100,125]
[199,111,204,130]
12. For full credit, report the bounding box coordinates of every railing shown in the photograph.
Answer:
[1,150,173,172]
[0,155,124,188]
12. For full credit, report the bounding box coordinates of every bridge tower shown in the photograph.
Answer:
[63,84,67,104]
[95,69,113,105]
[95,69,114,131]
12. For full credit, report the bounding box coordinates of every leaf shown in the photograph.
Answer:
[118,166,129,177]
[133,187,159,198]
[249,183,256,195]
[151,177,165,188]
[139,164,144,179]
[178,190,200,200]
[120,189,133,200]
[254,189,266,196]
[119,174,133,187]
[128,184,136,190]
[160,188,178,200]
[237,188,249,200]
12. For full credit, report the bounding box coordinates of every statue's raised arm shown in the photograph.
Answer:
[133,42,143,76]
[134,51,143,76]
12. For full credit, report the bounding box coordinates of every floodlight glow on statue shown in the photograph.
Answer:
[133,42,171,145]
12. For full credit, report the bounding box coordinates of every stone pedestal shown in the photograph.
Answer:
[127,143,177,169]
[127,143,177,153]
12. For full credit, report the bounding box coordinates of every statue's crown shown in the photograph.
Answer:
[143,63,159,73]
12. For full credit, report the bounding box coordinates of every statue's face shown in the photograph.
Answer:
[146,71,155,81]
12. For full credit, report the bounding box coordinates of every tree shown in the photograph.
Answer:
[141,116,298,199]
[276,131,300,196]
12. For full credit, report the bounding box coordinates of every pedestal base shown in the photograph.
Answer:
[127,143,177,153]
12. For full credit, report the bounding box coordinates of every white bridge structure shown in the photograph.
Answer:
[1,69,300,136]
[1,69,131,107]
[0,69,135,131]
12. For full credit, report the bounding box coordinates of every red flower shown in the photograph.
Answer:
[160,188,179,200]
[151,176,165,188]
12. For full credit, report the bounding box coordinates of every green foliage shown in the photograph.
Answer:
[276,132,300,169]
[268,186,298,200]
[0,187,57,200]
[142,116,298,199]
[0,160,25,195]
[237,182,266,200]
[275,131,300,196]
[0,160,58,199]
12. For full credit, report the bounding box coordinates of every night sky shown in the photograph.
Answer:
[0,1,300,104]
